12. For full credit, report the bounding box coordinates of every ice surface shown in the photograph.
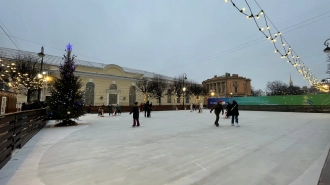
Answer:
[0,110,329,185]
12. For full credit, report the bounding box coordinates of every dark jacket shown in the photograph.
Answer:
[226,103,232,116]
[130,105,140,119]
[231,102,239,116]
[210,103,224,115]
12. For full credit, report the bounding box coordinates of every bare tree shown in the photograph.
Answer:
[172,76,184,104]
[266,81,288,95]
[136,77,153,100]
[149,74,168,105]
[188,81,204,99]
[251,86,264,96]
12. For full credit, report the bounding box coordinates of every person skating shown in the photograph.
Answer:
[144,101,149,117]
[116,104,121,115]
[108,104,114,116]
[210,100,224,127]
[225,102,232,119]
[147,102,152,117]
[231,100,240,127]
[130,102,140,127]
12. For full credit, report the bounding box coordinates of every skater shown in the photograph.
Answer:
[87,104,91,113]
[108,104,114,116]
[225,102,232,119]
[140,103,143,112]
[144,101,149,117]
[116,104,121,115]
[130,102,140,127]
[190,103,193,112]
[147,102,152,117]
[210,100,224,127]
[199,102,203,113]
[98,107,102,116]
[231,100,240,127]
[193,104,196,111]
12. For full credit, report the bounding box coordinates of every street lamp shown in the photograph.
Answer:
[37,46,45,101]
[324,38,330,53]
[182,73,187,109]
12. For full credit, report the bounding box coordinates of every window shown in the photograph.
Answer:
[85,82,95,105]
[129,86,136,106]
[109,84,118,104]
[177,98,180,103]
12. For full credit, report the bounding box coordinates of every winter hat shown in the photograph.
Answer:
[218,100,223,103]
[134,102,138,105]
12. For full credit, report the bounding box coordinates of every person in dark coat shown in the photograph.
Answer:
[108,104,114,116]
[147,102,152,117]
[130,102,140,127]
[87,104,91,113]
[210,100,224,127]
[231,100,239,127]
[144,101,149,117]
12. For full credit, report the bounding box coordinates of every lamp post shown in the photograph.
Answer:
[37,46,45,101]
[324,38,330,53]
[182,73,187,109]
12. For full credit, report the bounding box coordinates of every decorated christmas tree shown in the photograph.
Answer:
[47,44,85,125]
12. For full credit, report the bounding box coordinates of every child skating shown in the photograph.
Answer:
[129,102,140,127]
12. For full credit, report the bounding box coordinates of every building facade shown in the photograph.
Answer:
[202,73,252,97]
[0,47,204,107]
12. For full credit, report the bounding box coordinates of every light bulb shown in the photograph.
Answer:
[282,43,285,46]
[256,15,260,19]
[287,60,290,63]
[242,8,246,12]
[274,50,277,53]
[267,26,270,30]
[260,10,264,15]
[225,0,228,2]
[259,28,264,31]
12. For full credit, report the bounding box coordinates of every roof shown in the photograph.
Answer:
[0,47,173,80]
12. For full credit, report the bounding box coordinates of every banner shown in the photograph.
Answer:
[208,94,330,107]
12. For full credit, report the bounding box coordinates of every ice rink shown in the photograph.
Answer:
[1,110,330,185]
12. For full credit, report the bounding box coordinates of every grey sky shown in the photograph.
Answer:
[1,0,329,90]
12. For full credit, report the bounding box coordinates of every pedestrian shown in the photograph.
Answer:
[116,104,121,115]
[147,102,152,117]
[210,100,224,127]
[139,103,143,112]
[108,104,114,116]
[144,101,149,117]
[231,100,240,127]
[190,103,193,112]
[199,102,203,113]
[193,104,196,111]
[87,104,91,113]
[225,102,232,119]
[130,102,140,127]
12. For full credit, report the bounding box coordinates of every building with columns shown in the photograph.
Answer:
[202,73,252,97]
[0,47,204,107]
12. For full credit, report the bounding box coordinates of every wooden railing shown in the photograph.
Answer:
[0,109,47,170]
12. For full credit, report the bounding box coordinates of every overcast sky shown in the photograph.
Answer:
[1,0,329,90]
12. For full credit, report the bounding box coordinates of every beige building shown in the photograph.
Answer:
[202,73,252,97]
[0,47,204,106]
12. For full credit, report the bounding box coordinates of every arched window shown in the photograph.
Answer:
[108,84,118,104]
[129,86,136,106]
[85,82,95,105]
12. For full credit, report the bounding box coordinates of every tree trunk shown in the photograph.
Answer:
[158,97,161,105]
[27,89,32,103]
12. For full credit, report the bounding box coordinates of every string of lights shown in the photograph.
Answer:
[225,0,326,92]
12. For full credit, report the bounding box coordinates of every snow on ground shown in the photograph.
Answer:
[0,110,330,185]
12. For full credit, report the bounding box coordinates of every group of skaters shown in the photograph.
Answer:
[94,104,122,117]
[210,99,239,127]
[189,102,204,112]
[139,101,152,118]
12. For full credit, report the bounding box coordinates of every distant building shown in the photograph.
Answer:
[202,73,252,97]
[289,74,293,87]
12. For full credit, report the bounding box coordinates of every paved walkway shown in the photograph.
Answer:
[0,110,330,185]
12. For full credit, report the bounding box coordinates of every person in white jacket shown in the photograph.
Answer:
[199,102,203,113]
[190,103,193,112]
